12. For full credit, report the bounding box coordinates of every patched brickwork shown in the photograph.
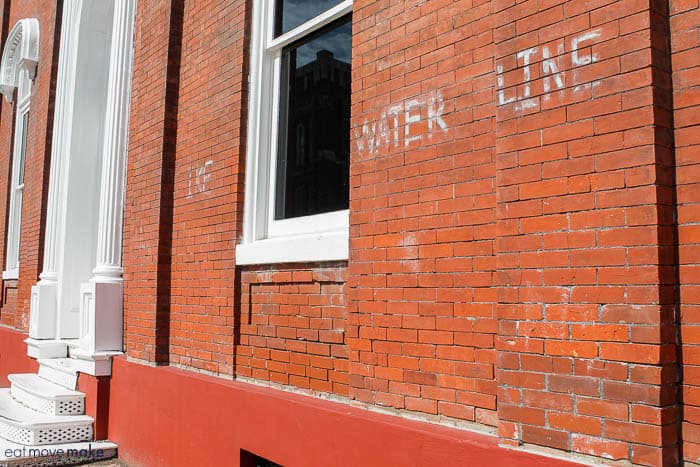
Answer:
[238,266,349,396]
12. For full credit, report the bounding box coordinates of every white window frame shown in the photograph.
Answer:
[3,70,31,280]
[237,0,352,265]
[0,18,39,279]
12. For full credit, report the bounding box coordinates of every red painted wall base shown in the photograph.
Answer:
[108,357,581,467]
[0,326,37,386]
[78,373,111,440]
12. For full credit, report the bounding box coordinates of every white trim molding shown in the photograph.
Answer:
[0,18,39,102]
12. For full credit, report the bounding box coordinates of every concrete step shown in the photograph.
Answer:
[0,389,92,446]
[8,374,85,416]
[0,437,116,466]
[37,359,80,390]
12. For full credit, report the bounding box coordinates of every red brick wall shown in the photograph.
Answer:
[348,0,499,426]
[0,0,60,331]
[1,0,687,465]
[123,0,183,362]
[167,0,248,375]
[671,0,700,463]
[494,0,678,464]
[238,265,348,396]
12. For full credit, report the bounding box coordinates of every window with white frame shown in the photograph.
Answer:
[0,18,39,280]
[237,0,352,265]
[3,68,31,279]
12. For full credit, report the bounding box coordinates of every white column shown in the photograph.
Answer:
[92,0,136,284]
[29,0,83,347]
[76,0,136,361]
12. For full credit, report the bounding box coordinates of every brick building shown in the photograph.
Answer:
[0,0,697,465]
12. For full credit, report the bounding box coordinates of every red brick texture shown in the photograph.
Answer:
[0,1,61,331]
[348,0,499,426]
[494,0,679,464]
[167,0,248,374]
[121,0,699,463]
[1,0,700,465]
[671,0,700,463]
[237,265,348,395]
[123,0,184,363]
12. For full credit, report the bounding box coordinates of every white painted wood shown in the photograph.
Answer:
[267,0,352,51]
[39,0,83,285]
[30,1,84,341]
[25,338,67,360]
[91,0,136,283]
[236,230,349,265]
[31,0,119,346]
[29,286,58,340]
[56,0,115,340]
[78,282,123,354]
[75,0,136,364]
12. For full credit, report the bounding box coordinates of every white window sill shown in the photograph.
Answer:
[236,230,348,265]
[2,268,18,280]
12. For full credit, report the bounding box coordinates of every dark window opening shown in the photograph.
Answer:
[274,16,351,220]
[241,450,283,467]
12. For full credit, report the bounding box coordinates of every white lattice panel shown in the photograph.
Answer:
[10,385,84,416]
[34,425,92,446]
[0,419,33,445]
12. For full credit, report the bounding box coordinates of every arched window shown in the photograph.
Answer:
[0,18,39,279]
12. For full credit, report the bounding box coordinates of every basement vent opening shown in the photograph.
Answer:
[240,449,283,467]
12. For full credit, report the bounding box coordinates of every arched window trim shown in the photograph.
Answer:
[0,18,39,102]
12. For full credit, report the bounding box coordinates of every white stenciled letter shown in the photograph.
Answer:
[427,91,448,136]
[354,119,377,155]
[571,29,601,67]
[387,105,402,147]
[496,63,516,105]
[404,99,422,147]
[516,48,537,98]
[542,46,565,93]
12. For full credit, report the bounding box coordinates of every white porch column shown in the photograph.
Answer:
[29,0,83,350]
[75,0,137,365]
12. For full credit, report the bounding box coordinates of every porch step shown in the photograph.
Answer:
[37,359,79,390]
[8,374,85,416]
[0,438,116,466]
[0,389,92,446]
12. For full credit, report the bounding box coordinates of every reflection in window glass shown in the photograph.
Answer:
[275,0,344,36]
[275,17,351,220]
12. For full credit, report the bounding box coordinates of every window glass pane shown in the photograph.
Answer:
[18,112,28,185]
[275,0,344,36]
[275,16,351,220]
